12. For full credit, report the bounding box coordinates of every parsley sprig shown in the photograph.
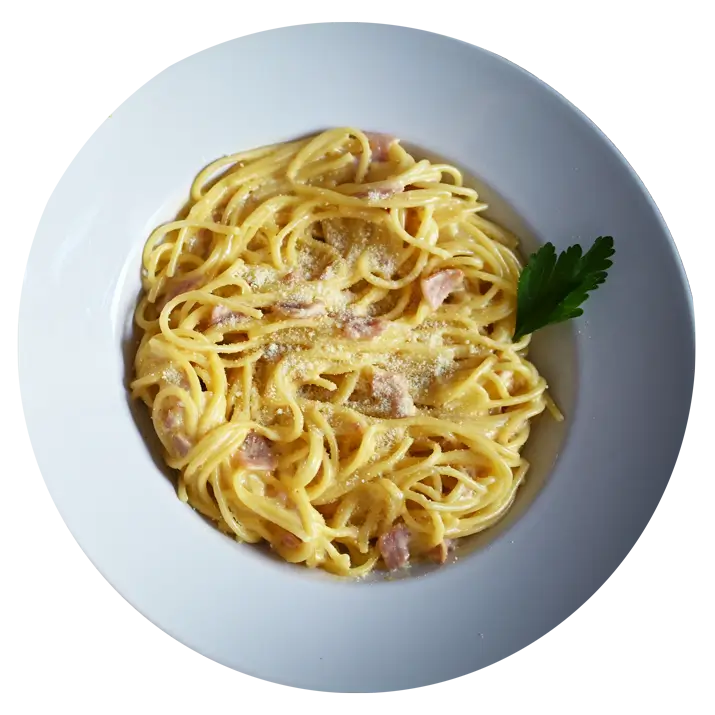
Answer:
[513,236,615,342]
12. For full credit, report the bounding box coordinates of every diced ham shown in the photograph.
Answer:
[353,182,403,200]
[319,263,335,280]
[420,269,464,310]
[404,209,421,235]
[341,315,387,340]
[271,301,326,318]
[159,401,192,457]
[317,501,339,519]
[321,219,348,249]
[341,420,365,438]
[366,132,396,162]
[209,304,232,325]
[372,371,416,418]
[242,193,261,216]
[378,523,411,570]
[497,370,514,392]
[160,365,189,389]
[265,482,291,508]
[321,220,339,246]
[237,432,277,470]
[282,532,301,549]
[262,343,283,361]
[464,466,489,480]
[207,304,246,328]
[284,269,303,284]
[171,433,192,458]
[428,539,454,564]
[163,403,183,431]
[158,275,203,309]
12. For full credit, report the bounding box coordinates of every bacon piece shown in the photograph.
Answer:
[366,132,396,162]
[271,301,326,318]
[428,539,454,564]
[341,316,387,340]
[158,275,203,309]
[378,524,411,570]
[207,304,245,328]
[420,269,464,310]
[372,371,416,418]
[353,182,403,200]
[237,432,276,470]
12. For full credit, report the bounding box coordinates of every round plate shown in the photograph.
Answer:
[19,23,694,692]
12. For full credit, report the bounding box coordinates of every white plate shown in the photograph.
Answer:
[19,23,694,692]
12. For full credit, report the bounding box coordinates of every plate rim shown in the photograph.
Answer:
[18,23,695,687]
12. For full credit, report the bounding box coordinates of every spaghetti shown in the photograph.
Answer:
[131,128,560,576]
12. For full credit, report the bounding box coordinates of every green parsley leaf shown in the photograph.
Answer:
[513,236,615,342]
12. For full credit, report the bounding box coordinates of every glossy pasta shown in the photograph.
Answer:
[130,128,559,576]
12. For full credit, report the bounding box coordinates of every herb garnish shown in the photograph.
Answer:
[513,236,615,342]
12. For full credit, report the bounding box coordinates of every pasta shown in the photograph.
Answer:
[130,127,561,577]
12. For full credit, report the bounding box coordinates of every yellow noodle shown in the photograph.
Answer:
[130,127,557,577]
